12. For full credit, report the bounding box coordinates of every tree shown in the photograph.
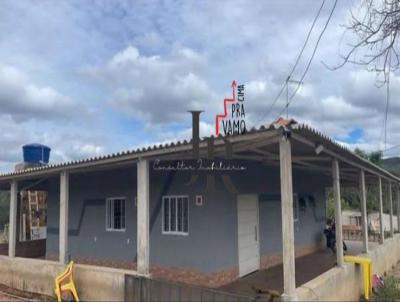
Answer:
[354,147,368,159]
[326,147,386,215]
[369,150,384,166]
[335,0,400,83]
[354,147,383,166]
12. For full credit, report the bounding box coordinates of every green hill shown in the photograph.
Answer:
[382,157,400,176]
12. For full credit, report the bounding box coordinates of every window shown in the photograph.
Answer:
[162,196,189,235]
[106,198,126,231]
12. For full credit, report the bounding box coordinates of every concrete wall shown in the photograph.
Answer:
[2,235,400,301]
[296,264,363,301]
[0,255,134,301]
[45,161,327,275]
[296,234,400,301]
[369,235,400,276]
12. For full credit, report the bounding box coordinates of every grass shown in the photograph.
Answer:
[375,276,400,301]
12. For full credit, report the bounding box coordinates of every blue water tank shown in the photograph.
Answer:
[22,144,51,164]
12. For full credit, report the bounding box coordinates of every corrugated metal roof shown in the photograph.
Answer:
[0,124,271,179]
[0,121,399,182]
[291,123,400,182]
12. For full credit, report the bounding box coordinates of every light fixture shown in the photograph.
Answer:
[315,143,324,155]
[195,195,203,206]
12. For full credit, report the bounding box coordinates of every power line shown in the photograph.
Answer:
[285,78,303,118]
[286,0,327,82]
[276,0,338,118]
[384,70,390,150]
[383,143,400,153]
[253,0,327,127]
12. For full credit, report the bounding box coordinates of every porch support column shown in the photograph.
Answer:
[279,133,297,301]
[359,170,368,253]
[397,185,400,233]
[378,177,384,244]
[59,170,69,264]
[332,159,344,267]
[137,158,150,275]
[389,182,394,237]
[8,180,17,257]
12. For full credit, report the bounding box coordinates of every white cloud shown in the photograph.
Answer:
[0,115,107,172]
[0,64,81,121]
[110,46,140,66]
[87,46,216,125]
[1,0,400,170]
[132,121,215,151]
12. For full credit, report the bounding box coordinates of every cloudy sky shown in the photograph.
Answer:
[0,0,398,171]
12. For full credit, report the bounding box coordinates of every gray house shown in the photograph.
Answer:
[0,118,399,300]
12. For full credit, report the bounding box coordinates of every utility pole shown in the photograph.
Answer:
[285,76,303,119]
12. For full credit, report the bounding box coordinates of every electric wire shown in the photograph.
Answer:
[253,0,327,127]
[276,0,339,118]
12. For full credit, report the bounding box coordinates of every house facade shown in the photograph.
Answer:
[41,161,327,287]
[1,119,399,300]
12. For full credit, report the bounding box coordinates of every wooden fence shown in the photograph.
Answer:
[342,229,381,242]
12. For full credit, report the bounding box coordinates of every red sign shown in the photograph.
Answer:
[215,81,246,136]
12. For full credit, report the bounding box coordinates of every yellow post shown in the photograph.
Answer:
[344,255,372,300]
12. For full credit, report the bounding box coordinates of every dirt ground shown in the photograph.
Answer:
[384,260,400,279]
[0,284,52,301]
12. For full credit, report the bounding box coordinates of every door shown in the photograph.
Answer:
[237,194,260,277]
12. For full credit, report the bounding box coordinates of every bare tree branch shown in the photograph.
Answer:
[330,0,400,82]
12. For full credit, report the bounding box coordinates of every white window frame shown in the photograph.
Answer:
[162,195,189,236]
[106,197,126,232]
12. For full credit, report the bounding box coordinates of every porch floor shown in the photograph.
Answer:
[219,249,335,296]
[220,240,373,297]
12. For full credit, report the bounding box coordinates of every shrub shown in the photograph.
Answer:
[376,276,400,301]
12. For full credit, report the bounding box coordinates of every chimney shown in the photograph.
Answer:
[188,111,203,159]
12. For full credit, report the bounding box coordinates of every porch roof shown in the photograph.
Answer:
[0,121,399,183]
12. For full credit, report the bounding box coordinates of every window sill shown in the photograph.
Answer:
[162,232,189,236]
[106,228,126,232]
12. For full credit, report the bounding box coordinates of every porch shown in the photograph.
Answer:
[219,239,377,298]
[0,121,399,301]
[220,249,336,297]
